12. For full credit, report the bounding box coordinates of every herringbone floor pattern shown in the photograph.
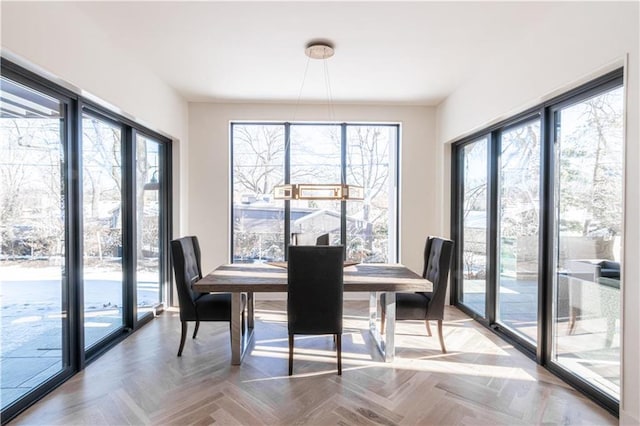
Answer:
[11,301,615,425]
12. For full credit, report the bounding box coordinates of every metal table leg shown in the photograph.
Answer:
[231,291,255,365]
[369,291,395,362]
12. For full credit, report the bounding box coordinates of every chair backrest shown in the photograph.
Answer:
[315,233,330,246]
[291,232,329,246]
[170,236,205,320]
[421,236,454,320]
[287,245,344,335]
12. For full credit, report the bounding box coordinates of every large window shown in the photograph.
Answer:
[289,125,342,247]
[232,124,285,262]
[346,125,396,262]
[452,69,623,413]
[0,60,172,422]
[231,122,398,263]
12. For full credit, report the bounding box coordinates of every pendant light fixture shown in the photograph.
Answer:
[274,41,364,201]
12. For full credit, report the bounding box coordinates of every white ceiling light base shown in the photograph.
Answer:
[305,42,334,60]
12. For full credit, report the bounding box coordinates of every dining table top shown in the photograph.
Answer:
[193,262,432,293]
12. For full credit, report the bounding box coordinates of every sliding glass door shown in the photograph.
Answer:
[458,136,489,316]
[551,84,623,400]
[1,58,172,423]
[135,134,162,318]
[0,77,71,412]
[497,119,540,344]
[452,69,623,411]
[81,112,124,349]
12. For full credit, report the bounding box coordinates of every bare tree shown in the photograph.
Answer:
[499,123,540,239]
[233,125,284,197]
[81,117,123,259]
[1,118,63,258]
[231,123,395,262]
[232,125,285,261]
[462,140,488,279]
[559,91,623,239]
[346,126,390,256]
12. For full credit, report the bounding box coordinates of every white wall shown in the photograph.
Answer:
[1,2,188,142]
[1,1,190,234]
[436,2,639,423]
[188,103,439,276]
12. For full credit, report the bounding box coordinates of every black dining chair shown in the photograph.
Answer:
[287,245,344,375]
[381,236,454,353]
[170,236,245,356]
[291,232,330,246]
[315,233,330,246]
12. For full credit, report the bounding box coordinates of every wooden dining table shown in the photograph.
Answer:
[194,262,432,365]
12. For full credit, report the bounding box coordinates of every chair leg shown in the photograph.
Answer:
[437,320,447,353]
[425,319,432,336]
[336,334,342,375]
[288,335,294,376]
[242,307,246,336]
[380,308,386,335]
[178,321,188,356]
[192,320,200,339]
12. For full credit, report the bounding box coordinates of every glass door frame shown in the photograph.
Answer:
[133,129,171,319]
[451,68,623,415]
[0,59,79,423]
[450,134,492,325]
[1,58,173,423]
[541,75,625,413]
[79,106,129,359]
[493,113,543,356]
[452,111,545,360]
[79,105,173,361]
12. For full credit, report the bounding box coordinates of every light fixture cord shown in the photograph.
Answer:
[322,48,335,123]
[292,55,311,124]
[288,54,312,157]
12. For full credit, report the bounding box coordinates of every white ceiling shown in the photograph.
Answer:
[72,1,549,106]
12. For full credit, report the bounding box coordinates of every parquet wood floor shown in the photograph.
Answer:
[11,301,616,425]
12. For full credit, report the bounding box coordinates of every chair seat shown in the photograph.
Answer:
[381,292,432,320]
[194,293,246,321]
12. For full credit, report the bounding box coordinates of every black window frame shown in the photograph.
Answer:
[229,121,400,263]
